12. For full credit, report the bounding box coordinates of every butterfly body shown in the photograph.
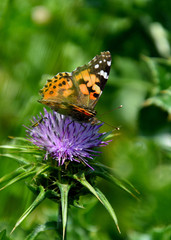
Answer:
[38,100,97,122]
[39,51,111,122]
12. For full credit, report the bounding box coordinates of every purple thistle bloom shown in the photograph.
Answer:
[25,109,109,169]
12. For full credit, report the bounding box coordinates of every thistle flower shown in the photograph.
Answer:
[0,108,138,238]
[25,108,108,169]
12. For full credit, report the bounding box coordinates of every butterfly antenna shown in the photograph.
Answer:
[97,105,123,117]
[96,105,123,131]
[98,119,121,131]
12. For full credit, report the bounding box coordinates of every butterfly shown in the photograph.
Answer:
[38,51,111,123]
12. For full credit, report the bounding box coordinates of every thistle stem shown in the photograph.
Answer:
[57,202,67,240]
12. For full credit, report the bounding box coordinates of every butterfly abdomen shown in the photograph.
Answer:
[70,104,96,122]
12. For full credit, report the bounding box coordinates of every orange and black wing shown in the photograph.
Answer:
[38,72,78,114]
[38,51,111,118]
[72,51,111,109]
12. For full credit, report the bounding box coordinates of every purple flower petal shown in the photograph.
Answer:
[25,109,110,168]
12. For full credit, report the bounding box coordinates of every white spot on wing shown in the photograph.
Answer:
[99,70,104,75]
[99,60,102,63]
[107,61,111,66]
[99,70,108,79]
[104,72,108,79]
[94,64,99,69]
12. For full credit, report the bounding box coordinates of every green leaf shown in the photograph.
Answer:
[143,90,171,114]
[73,173,120,233]
[57,182,71,240]
[0,164,50,191]
[142,56,171,115]
[0,144,41,154]
[25,221,58,240]
[0,166,37,191]
[7,136,30,142]
[95,187,120,233]
[0,153,29,165]
[11,186,46,234]
[0,230,11,240]
[91,163,139,199]
[0,165,30,185]
[143,56,171,90]
[0,145,29,150]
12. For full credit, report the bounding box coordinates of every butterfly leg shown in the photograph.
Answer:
[32,117,48,128]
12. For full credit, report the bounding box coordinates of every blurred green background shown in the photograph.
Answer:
[0,0,171,239]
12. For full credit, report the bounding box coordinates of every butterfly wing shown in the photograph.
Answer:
[38,72,79,114]
[38,51,111,116]
[72,51,111,109]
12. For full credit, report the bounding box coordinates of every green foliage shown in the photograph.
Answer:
[0,137,137,239]
[0,230,11,240]
[0,0,171,239]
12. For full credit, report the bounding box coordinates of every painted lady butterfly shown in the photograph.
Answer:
[38,51,111,123]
